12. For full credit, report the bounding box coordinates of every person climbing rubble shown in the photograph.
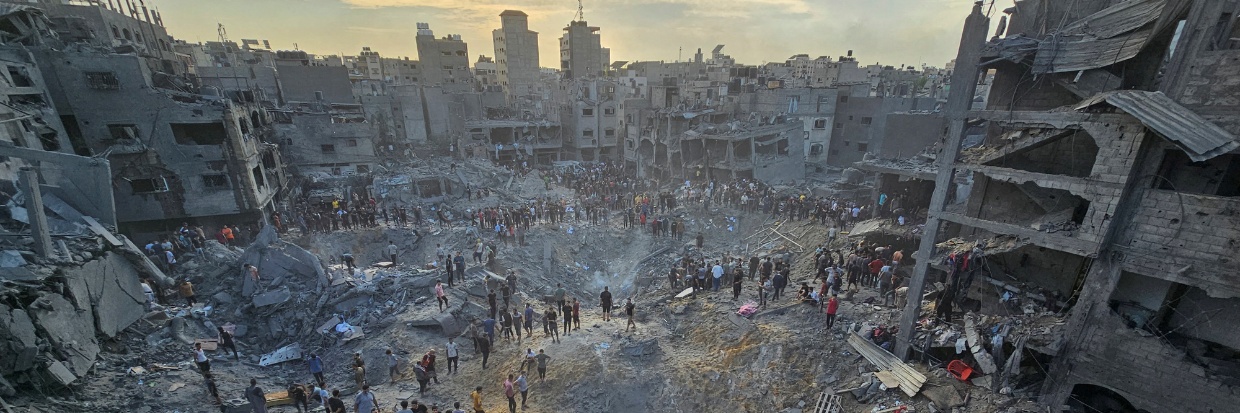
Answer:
[218,326,239,360]
[307,354,326,388]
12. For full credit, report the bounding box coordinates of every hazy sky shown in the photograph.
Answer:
[156,0,991,69]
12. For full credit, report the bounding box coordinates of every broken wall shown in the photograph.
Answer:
[277,65,354,104]
[878,112,944,159]
[1123,188,1240,297]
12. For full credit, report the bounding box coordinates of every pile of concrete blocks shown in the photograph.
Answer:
[0,251,147,392]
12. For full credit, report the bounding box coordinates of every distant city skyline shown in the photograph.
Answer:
[157,0,991,69]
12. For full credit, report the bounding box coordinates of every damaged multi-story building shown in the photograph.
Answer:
[888,1,1240,411]
[0,0,289,235]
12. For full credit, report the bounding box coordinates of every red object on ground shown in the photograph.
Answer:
[947,360,974,381]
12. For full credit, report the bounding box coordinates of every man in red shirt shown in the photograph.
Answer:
[825,294,839,329]
[868,257,884,288]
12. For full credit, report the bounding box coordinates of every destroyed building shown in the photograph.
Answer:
[887,1,1240,412]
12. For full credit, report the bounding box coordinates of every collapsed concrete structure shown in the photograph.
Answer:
[886,1,1240,411]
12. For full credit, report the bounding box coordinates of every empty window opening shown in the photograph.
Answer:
[252,166,266,188]
[7,66,33,87]
[128,177,169,194]
[171,123,227,145]
[321,144,336,154]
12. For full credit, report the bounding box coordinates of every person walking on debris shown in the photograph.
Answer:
[483,315,497,343]
[387,241,398,264]
[307,354,326,388]
[342,251,356,273]
[246,378,267,413]
[516,370,529,409]
[178,279,196,306]
[572,298,581,330]
[552,283,566,308]
[500,309,514,341]
[624,298,636,332]
[193,342,211,373]
[504,374,518,413]
[353,352,367,388]
[825,294,839,330]
[436,281,449,312]
[478,335,492,369]
[289,382,310,413]
[386,349,400,380]
[218,326,239,360]
[512,308,523,341]
[421,350,439,384]
[471,386,484,413]
[355,384,379,413]
[523,304,535,337]
[600,287,613,321]
[446,338,460,374]
[414,360,430,393]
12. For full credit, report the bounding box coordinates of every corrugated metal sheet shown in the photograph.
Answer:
[1077,90,1240,161]
[1031,0,1168,74]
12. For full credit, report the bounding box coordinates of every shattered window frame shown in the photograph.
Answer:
[127,176,169,194]
[201,174,230,189]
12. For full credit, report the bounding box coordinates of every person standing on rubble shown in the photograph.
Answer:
[732,269,744,300]
[516,370,529,409]
[245,378,268,413]
[771,270,787,302]
[193,342,211,373]
[748,255,760,280]
[712,261,724,292]
[178,279,196,306]
[552,283,566,309]
[386,349,400,381]
[600,287,613,322]
[511,308,523,341]
[561,300,572,336]
[387,241,398,264]
[289,382,310,413]
[453,252,466,283]
[499,308,514,341]
[523,303,535,336]
[545,306,560,343]
[327,389,346,413]
[624,298,636,332]
[218,326,239,360]
[825,294,839,329]
[759,276,770,308]
[355,384,379,413]
[342,251,356,273]
[436,281,449,312]
[478,335,492,369]
[470,386,484,413]
[352,352,367,388]
[504,374,518,413]
[307,354,326,388]
[446,338,460,374]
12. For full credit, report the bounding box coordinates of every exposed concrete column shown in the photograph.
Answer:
[18,167,53,258]
[895,1,989,359]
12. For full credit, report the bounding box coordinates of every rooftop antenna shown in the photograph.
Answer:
[575,0,584,21]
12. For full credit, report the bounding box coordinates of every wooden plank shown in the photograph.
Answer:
[82,216,122,246]
[875,371,901,388]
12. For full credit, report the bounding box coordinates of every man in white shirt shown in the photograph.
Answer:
[445,338,459,374]
[712,262,724,291]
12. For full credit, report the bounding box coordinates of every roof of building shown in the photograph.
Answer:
[1077,90,1240,162]
[499,10,528,17]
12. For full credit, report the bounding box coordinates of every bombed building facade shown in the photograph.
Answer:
[868,1,1240,412]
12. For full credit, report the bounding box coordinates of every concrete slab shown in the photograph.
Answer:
[69,252,147,337]
[434,312,463,337]
[44,360,76,386]
[0,305,39,373]
[252,287,291,307]
[29,293,99,377]
[258,343,302,366]
[40,192,85,223]
[0,251,26,268]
